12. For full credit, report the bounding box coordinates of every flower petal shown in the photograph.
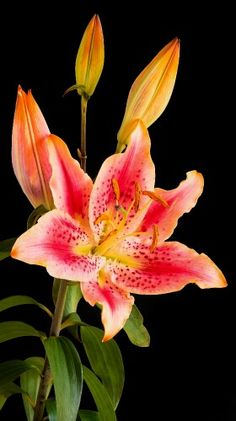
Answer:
[89,122,155,240]
[11,209,104,282]
[47,134,93,223]
[12,86,53,209]
[81,273,134,341]
[107,238,227,294]
[140,171,204,241]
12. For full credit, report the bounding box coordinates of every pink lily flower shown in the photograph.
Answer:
[11,122,227,341]
[12,86,53,209]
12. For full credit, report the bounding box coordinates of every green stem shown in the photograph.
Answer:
[80,95,88,172]
[33,280,68,421]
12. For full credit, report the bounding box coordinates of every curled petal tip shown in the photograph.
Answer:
[10,245,17,259]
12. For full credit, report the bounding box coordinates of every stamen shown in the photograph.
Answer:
[116,205,127,216]
[98,229,118,245]
[134,181,142,212]
[142,190,169,207]
[150,224,159,252]
[96,229,119,255]
[94,213,111,225]
[98,269,107,288]
[112,178,120,203]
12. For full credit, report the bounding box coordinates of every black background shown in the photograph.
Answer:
[0,1,234,420]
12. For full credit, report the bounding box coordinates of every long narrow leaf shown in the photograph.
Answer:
[0,382,23,410]
[53,279,82,339]
[123,304,150,347]
[0,360,32,388]
[44,336,83,421]
[81,326,124,409]
[0,295,52,317]
[0,321,44,344]
[46,399,57,421]
[83,366,116,421]
[78,409,99,421]
[20,357,45,421]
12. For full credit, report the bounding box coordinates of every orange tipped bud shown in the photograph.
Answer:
[117,37,180,145]
[75,15,104,98]
[12,86,54,209]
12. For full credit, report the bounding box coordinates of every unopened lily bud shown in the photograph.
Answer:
[117,37,180,147]
[12,86,54,210]
[73,15,104,98]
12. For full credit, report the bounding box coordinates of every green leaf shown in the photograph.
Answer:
[46,399,57,421]
[61,312,85,330]
[53,279,82,339]
[0,382,23,410]
[83,366,116,421]
[0,295,52,317]
[20,357,45,421]
[78,409,99,421]
[27,205,48,229]
[44,336,83,421]
[81,326,124,409]
[123,304,150,347]
[0,360,32,389]
[53,279,82,317]
[64,284,82,317]
[0,321,44,344]
[0,238,16,260]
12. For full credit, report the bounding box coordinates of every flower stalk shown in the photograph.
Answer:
[80,95,88,172]
[33,280,68,421]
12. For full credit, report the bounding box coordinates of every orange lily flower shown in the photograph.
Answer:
[11,122,227,341]
[117,38,180,149]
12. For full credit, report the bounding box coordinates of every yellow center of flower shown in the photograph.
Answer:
[93,179,168,257]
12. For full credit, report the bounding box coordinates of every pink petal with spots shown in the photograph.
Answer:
[11,209,104,282]
[89,122,155,240]
[107,238,227,294]
[140,171,204,241]
[81,274,134,341]
[47,134,93,223]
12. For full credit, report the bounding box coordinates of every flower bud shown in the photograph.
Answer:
[75,14,104,98]
[12,86,54,209]
[117,37,180,147]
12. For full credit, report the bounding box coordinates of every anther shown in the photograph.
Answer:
[150,224,159,252]
[112,178,120,203]
[142,190,169,207]
[94,213,111,225]
[134,182,142,212]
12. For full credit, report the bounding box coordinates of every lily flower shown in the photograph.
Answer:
[12,86,54,209]
[11,122,227,341]
[117,38,180,149]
